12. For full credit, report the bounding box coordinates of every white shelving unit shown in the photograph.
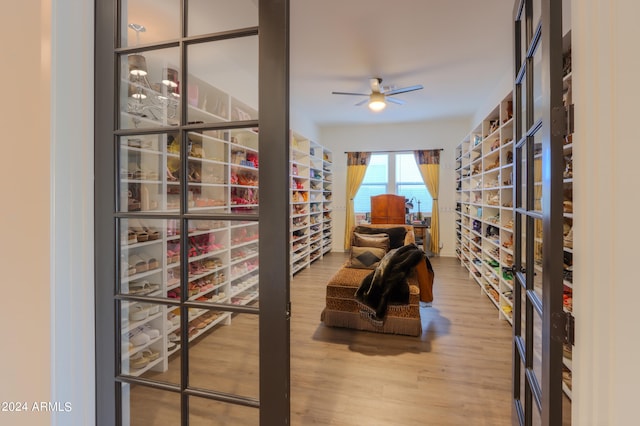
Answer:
[322,147,333,255]
[289,132,333,276]
[455,91,515,324]
[119,75,260,377]
[561,40,574,399]
[455,45,575,400]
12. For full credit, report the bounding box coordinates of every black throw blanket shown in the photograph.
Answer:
[354,244,424,325]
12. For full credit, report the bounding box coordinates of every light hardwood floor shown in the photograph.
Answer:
[131,253,513,425]
[290,253,513,426]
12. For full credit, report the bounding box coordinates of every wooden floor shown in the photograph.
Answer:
[290,253,513,425]
[131,253,514,425]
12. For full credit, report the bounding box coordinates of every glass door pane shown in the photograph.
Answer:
[97,0,289,424]
[119,48,182,130]
[511,0,566,424]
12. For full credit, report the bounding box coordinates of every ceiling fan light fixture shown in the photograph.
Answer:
[368,92,386,111]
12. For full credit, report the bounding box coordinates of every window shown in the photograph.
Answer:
[353,154,388,212]
[353,152,432,215]
[395,153,432,215]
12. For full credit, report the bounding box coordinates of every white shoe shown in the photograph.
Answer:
[140,325,160,339]
[129,328,150,347]
[129,305,149,322]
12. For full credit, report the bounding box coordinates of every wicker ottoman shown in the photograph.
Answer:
[320,265,422,336]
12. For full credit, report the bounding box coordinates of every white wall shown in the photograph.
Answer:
[572,0,640,424]
[0,2,53,425]
[50,1,96,425]
[0,2,95,426]
[471,72,513,128]
[0,2,51,425]
[319,118,469,256]
[291,109,320,142]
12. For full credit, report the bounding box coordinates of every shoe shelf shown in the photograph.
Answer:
[230,276,258,297]
[126,351,164,378]
[455,91,515,322]
[122,310,164,336]
[292,259,308,275]
[121,309,165,378]
[116,57,268,373]
[230,261,258,282]
[321,239,333,254]
[187,312,232,343]
[231,290,259,306]
[126,333,164,360]
[292,248,309,262]
[165,341,180,358]
[188,280,227,302]
[288,132,333,276]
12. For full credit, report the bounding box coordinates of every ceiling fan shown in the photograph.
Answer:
[331,77,424,111]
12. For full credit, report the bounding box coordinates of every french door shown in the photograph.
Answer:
[95,0,291,424]
[511,0,568,424]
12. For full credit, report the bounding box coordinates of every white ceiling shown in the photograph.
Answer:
[126,0,516,127]
[290,0,515,126]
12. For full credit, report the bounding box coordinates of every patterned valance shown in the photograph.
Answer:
[414,150,440,165]
[347,152,371,166]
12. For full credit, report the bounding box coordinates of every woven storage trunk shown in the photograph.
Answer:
[320,264,422,336]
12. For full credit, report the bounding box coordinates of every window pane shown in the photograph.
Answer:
[119,48,181,130]
[120,0,180,48]
[354,184,386,213]
[187,36,258,125]
[397,184,432,213]
[362,154,388,184]
[396,153,430,213]
[188,0,258,37]
[353,154,388,213]
[396,153,423,183]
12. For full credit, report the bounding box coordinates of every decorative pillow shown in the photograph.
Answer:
[347,246,386,269]
[352,232,390,251]
[353,226,408,249]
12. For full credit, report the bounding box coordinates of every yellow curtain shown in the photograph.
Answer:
[344,152,371,250]
[414,150,440,255]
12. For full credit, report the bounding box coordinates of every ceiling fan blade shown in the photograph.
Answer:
[331,91,370,96]
[386,97,405,105]
[354,99,369,106]
[383,85,424,96]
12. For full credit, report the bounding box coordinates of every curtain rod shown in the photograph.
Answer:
[343,148,444,153]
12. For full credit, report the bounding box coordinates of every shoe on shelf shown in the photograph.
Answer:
[129,305,149,322]
[563,200,573,213]
[564,227,573,248]
[487,213,500,224]
[129,328,151,347]
[563,343,572,360]
[129,352,150,370]
[140,324,160,339]
[141,348,160,362]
